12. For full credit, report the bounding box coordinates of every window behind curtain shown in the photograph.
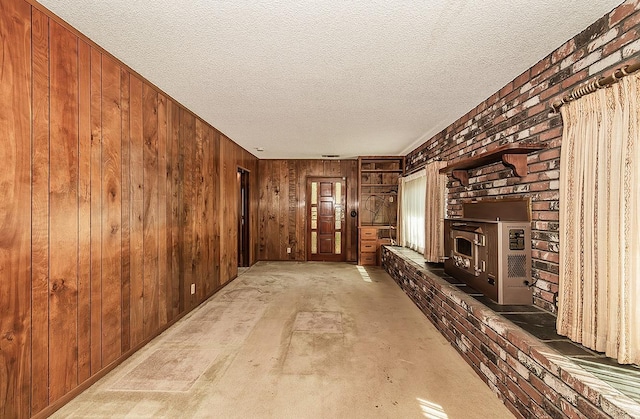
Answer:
[399,169,426,253]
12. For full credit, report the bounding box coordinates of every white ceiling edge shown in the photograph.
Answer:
[37,0,624,159]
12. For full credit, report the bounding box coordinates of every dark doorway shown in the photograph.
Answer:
[237,168,250,267]
[306,177,346,262]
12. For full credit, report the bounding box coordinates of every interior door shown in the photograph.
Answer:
[307,177,346,262]
[237,168,250,267]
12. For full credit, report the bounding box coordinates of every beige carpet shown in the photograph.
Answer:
[51,262,513,418]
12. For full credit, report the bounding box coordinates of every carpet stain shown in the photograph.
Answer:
[292,311,343,334]
[109,348,218,392]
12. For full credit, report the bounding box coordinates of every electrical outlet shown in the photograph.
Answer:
[287,247,291,254]
[190,283,196,295]
[389,196,394,203]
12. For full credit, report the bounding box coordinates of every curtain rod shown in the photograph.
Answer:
[550,59,640,113]
[403,158,442,177]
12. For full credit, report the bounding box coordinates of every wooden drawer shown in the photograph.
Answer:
[360,228,377,240]
[359,252,377,266]
[360,241,377,253]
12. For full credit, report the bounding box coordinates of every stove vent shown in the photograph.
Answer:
[507,254,527,278]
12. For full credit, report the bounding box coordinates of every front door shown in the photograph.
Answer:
[307,177,346,262]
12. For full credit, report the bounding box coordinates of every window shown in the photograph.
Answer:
[399,169,426,253]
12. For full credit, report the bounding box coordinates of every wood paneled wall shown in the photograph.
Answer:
[220,136,259,281]
[0,0,258,417]
[257,160,358,262]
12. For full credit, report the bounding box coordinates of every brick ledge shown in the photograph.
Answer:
[382,245,640,419]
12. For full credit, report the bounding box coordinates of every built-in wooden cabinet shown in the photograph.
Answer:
[358,227,379,265]
[357,156,404,265]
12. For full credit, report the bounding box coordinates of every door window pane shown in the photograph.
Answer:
[311,206,318,230]
[311,232,317,254]
[311,182,318,205]
[335,232,341,254]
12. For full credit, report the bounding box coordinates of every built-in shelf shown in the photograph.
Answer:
[439,143,547,186]
[358,156,404,266]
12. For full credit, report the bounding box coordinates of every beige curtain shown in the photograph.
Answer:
[557,72,640,365]
[424,161,447,262]
[396,175,403,245]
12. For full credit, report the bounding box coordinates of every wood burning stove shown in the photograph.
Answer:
[443,199,533,305]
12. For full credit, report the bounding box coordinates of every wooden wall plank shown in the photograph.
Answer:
[247,151,259,265]
[89,46,103,375]
[30,7,50,415]
[200,125,210,295]
[168,100,182,319]
[219,136,227,265]
[120,68,131,353]
[157,94,168,326]
[77,39,92,385]
[101,56,123,365]
[180,109,196,308]
[210,127,220,292]
[48,20,79,403]
[129,75,144,348]
[295,161,306,260]
[298,161,311,258]
[257,159,269,259]
[219,135,229,282]
[262,159,280,261]
[274,160,284,260]
[193,120,205,301]
[201,124,214,296]
[271,159,279,260]
[212,131,221,289]
[288,161,297,260]
[142,83,159,338]
[205,127,214,294]
[230,146,241,274]
[279,160,289,260]
[219,136,237,284]
[0,0,32,416]
[269,160,280,260]
[268,160,280,260]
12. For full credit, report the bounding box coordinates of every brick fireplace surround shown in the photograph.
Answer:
[404,0,640,314]
[382,246,640,419]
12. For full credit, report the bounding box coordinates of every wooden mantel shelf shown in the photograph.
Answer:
[439,143,547,186]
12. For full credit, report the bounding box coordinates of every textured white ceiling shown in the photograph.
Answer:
[39,0,623,159]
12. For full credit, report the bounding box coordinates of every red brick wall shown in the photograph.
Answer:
[405,0,640,313]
